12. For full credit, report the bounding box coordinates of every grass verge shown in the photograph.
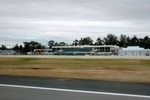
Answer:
[0,57,150,84]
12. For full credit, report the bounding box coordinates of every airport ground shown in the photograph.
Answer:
[0,55,150,84]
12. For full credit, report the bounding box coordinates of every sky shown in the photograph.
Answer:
[0,0,150,47]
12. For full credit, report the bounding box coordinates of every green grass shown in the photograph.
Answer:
[18,58,39,62]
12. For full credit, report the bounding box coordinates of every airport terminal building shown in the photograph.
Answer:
[52,45,119,55]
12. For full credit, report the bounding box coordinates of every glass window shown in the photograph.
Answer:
[105,47,110,52]
[100,47,104,52]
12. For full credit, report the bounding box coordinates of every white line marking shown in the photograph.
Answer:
[0,84,150,98]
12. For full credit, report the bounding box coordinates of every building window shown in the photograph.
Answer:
[100,47,104,52]
[105,47,110,52]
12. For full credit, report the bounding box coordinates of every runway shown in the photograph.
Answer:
[0,76,150,100]
[0,84,150,100]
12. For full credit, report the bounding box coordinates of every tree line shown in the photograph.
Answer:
[49,34,150,49]
[0,34,150,54]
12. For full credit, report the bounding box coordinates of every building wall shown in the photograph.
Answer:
[118,50,150,56]
[0,50,16,55]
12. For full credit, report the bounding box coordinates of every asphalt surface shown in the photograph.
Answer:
[0,76,150,95]
[0,76,150,100]
[0,85,150,100]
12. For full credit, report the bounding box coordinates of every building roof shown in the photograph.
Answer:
[122,46,144,50]
[52,45,119,48]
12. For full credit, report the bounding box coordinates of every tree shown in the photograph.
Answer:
[144,40,150,49]
[13,44,19,53]
[144,36,149,40]
[48,40,55,49]
[58,42,66,46]
[23,41,43,54]
[139,36,150,49]
[118,34,127,47]
[54,42,59,46]
[103,34,118,45]
[19,45,23,54]
[72,39,79,46]
[35,43,42,49]
[143,36,150,49]
[23,42,30,54]
[0,45,7,50]
[29,42,34,52]
[79,37,93,45]
[139,38,144,48]
[79,38,83,45]
[130,35,139,46]
[94,37,103,45]
[126,36,131,46]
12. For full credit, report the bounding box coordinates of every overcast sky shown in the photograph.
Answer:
[0,0,150,47]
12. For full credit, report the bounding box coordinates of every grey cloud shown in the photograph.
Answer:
[0,0,150,47]
[1,0,149,21]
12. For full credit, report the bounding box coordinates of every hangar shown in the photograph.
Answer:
[118,46,150,56]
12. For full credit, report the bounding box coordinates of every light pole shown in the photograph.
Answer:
[5,40,7,50]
